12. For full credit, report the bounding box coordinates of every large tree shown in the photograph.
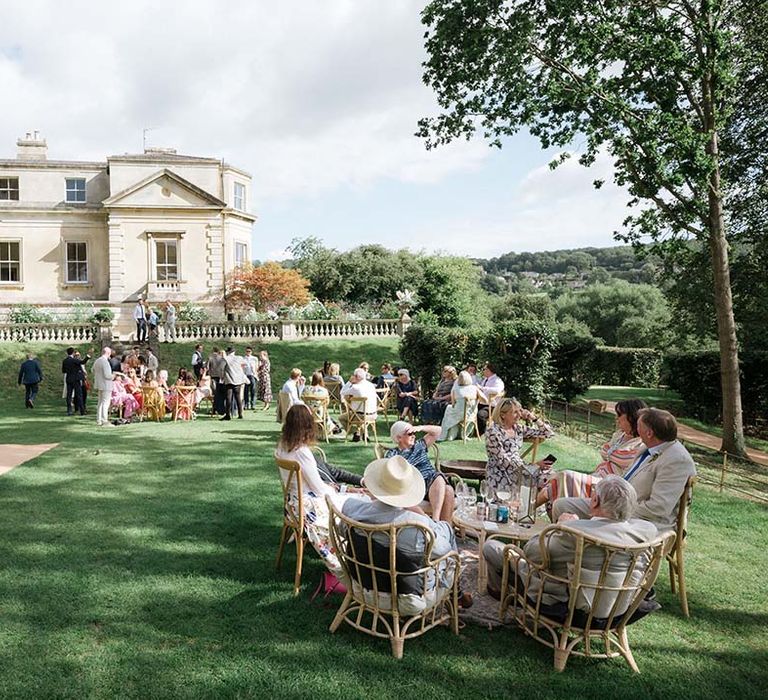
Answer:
[419,0,766,454]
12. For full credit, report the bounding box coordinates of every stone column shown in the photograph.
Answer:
[107,219,126,302]
[206,223,224,297]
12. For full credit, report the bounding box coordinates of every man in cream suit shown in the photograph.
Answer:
[485,476,657,602]
[553,408,697,533]
[92,347,115,427]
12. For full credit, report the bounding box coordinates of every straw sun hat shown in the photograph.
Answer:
[363,455,425,508]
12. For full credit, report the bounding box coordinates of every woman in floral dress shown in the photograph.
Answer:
[485,398,555,496]
[257,349,272,410]
[536,398,647,508]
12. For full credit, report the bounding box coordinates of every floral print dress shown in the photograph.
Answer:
[485,419,555,494]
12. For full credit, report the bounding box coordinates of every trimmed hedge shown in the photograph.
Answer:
[589,347,662,387]
[664,350,768,425]
[399,325,474,394]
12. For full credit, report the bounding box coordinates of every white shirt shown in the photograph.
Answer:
[281,378,304,406]
[341,379,377,415]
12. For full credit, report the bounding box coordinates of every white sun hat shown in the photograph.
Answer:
[363,456,425,508]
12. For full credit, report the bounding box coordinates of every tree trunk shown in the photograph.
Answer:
[707,137,746,456]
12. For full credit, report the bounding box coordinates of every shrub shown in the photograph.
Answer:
[7,304,53,324]
[590,347,662,387]
[177,302,209,323]
[62,300,96,323]
[399,325,473,393]
[481,319,558,407]
[664,350,768,425]
[550,320,598,402]
[91,308,115,324]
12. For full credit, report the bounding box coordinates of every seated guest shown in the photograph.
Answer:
[340,368,378,441]
[302,371,341,435]
[141,370,165,404]
[110,374,139,419]
[343,456,472,608]
[553,408,697,533]
[420,365,458,425]
[275,405,366,574]
[157,369,171,393]
[281,368,305,407]
[463,363,480,385]
[358,362,373,381]
[485,398,555,496]
[537,399,647,509]
[323,362,344,385]
[168,372,197,420]
[195,368,213,406]
[477,362,505,434]
[375,363,396,388]
[438,371,487,441]
[394,368,419,421]
[386,421,454,521]
[484,476,658,601]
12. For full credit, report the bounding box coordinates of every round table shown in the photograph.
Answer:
[453,510,547,592]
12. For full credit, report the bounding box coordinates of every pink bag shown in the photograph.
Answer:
[310,571,347,606]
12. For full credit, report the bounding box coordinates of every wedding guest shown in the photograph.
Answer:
[243,346,259,410]
[438,371,487,441]
[18,352,43,409]
[164,300,177,343]
[394,368,419,421]
[421,365,457,425]
[257,349,273,410]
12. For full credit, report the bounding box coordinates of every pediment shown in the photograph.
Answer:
[103,169,226,209]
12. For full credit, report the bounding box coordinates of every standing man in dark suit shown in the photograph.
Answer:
[62,347,90,416]
[18,352,44,408]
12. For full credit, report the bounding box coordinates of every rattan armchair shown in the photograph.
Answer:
[668,476,696,617]
[326,497,461,659]
[499,525,675,672]
[275,457,306,596]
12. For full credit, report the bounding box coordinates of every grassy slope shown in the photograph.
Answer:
[0,343,766,698]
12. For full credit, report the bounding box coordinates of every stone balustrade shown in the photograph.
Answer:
[0,323,99,343]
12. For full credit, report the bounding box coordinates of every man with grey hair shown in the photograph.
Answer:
[484,476,657,600]
[340,367,377,442]
[92,346,115,427]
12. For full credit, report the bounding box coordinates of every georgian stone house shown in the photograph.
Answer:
[0,132,255,335]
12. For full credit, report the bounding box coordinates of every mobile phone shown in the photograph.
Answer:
[543,454,557,464]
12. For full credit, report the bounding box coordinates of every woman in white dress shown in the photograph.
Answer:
[275,404,365,574]
[438,371,487,441]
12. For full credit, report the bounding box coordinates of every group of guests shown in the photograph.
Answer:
[132,298,177,344]
[276,394,696,615]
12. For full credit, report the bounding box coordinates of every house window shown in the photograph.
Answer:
[155,239,178,281]
[0,177,20,201]
[0,241,21,282]
[234,182,246,210]
[235,242,249,267]
[65,241,88,283]
[65,178,86,203]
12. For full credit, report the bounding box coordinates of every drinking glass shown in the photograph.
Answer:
[479,480,489,503]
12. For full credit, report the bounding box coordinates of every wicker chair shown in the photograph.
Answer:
[275,457,306,596]
[499,525,675,672]
[668,476,696,617]
[326,496,461,659]
[342,395,378,443]
[140,386,166,421]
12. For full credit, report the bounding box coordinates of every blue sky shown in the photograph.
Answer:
[0,0,630,260]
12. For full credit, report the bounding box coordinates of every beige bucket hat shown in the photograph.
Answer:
[363,455,425,508]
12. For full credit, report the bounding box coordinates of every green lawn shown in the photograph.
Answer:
[0,343,766,698]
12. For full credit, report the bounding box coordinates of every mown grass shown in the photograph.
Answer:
[0,342,766,699]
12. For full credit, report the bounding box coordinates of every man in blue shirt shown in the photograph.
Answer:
[385,421,454,521]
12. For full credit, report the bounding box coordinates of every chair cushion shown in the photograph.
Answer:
[568,566,644,618]
[348,529,425,595]
[349,580,450,616]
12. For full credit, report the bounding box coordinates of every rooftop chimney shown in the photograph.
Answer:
[17,131,48,161]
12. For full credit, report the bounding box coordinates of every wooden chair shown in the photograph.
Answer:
[499,525,675,672]
[325,379,343,413]
[483,390,506,428]
[668,476,696,617]
[342,395,378,444]
[459,399,479,442]
[275,457,306,596]
[276,391,293,424]
[140,386,166,421]
[326,497,461,659]
[306,396,331,443]
[375,387,393,426]
[172,385,197,422]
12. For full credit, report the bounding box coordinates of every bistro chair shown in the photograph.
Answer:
[326,496,460,659]
[499,525,675,672]
[275,457,306,596]
[172,385,197,422]
[306,396,331,443]
[375,387,393,426]
[324,379,343,414]
[276,391,293,424]
[459,399,479,442]
[668,476,696,617]
[342,395,378,444]
[140,386,166,421]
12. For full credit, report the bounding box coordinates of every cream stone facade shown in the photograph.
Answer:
[0,133,255,336]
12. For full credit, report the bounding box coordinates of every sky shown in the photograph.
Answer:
[0,0,631,261]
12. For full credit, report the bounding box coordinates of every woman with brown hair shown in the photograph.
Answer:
[275,404,364,573]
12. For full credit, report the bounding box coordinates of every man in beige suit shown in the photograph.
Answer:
[92,346,114,427]
[553,408,697,533]
[485,476,657,602]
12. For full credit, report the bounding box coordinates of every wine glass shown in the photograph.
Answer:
[495,489,511,504]
[479,480,489,503]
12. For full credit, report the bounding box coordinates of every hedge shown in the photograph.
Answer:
[664,350,768,425]
[399,325,474,394]
[589,347,662,387]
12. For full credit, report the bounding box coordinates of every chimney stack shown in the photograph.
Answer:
[17,131,48,161]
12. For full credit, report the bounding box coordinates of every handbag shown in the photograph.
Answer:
[310,571,347,607]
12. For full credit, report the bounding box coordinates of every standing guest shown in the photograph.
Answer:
[385,421,454,521]
[163,300,177,343]
[108,349,122,373]
[222,347,247,420]
[191,344,205,380]
[18,352,44,409]
[281,368,305,407]
[93,347,115,427]
[243,346,259,410]
[438,371,487,441]
[76,352,90,410]
[133,298,147,343]
[136,355,148,379]
[477,362,506,434]
[207,347,227,415]
[146,305,159,340]
[421,366,458,425]
[146,348,159,374]
[553,408,697,533]
[485,397,555,496]
[62,346,90,416]
[340,368,378,441]
[257,349,273,411]
[394,368,419,421]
